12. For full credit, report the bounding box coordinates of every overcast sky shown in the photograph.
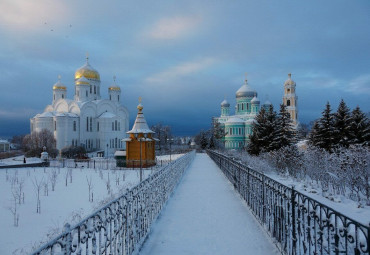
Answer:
[0,0,369,137]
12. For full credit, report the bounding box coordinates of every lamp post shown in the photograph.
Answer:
[167,138,174,163]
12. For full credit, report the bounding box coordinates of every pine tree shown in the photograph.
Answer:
[309,121,320,146]
[271,104,297,150]
[316,102,335,152]
[349,106,370,146]
[264,105,279,152]
[247,108,267,155]
[333,99,351,147]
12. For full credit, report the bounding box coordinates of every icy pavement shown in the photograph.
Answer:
[140,153,279,255]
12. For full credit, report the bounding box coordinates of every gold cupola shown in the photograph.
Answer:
[74,54,100,80]
[53,75,66,90]
[108,75,121,91]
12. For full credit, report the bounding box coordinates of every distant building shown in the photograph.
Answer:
[124,99,157,168]
[214,74,298,149]
[0,140,10,152]
[30,56,129,155]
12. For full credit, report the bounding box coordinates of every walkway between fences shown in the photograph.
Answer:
[139,153,278,255]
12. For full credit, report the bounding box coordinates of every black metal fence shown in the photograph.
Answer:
[49,158,172,170]
[207,150,370,255]
[31,151,195,255]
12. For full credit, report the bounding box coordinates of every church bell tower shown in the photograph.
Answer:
[282,73,298,127]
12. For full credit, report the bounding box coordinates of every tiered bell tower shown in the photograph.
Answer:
[282,73,298,127]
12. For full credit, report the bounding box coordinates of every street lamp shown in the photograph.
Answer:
[167,138,174,163]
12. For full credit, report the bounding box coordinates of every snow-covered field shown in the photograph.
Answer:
[0,165,154,255]
[0,156,41,166]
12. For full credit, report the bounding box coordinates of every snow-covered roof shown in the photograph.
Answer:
[263,100,272,105]
[36,111,78,118]
[221,99,230,107]
[245,119,256,124]
[127,103,155,134]
[114,150,126,156]
[236,80,256,98]
[226,116,244,123]
[251,96,260,104]
[98,112,116,118]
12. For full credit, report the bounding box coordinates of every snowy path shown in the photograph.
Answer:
[140,153,279,255]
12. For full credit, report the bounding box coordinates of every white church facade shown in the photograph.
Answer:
[30,57,129,156]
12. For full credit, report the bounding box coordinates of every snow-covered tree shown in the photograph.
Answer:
[314,102,336,152]
[333,99,351,148]
[247,108,267,155]
[348,106,370,146]
[270,104,297,150]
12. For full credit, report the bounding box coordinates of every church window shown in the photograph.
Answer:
[115,138,117,148]
[118,122,120,131]
[54,121,56,131]
[115,120,117,131]
[118,95,120,101]
[229,128,232,135]
[287,89,290,93]
[242,104,244,111]
[94,86,96,94]
[73,121,76,131]
[86,117,89,131]
[287,100,291,106]
[53,95,55,100]
[90,86,92,93]
[90,117,92,132]
[237,104,240,112]
[110,95,111,100]
[62,94,64,99]
[97,122,99,131]
[112,122,114,131]
[86,91,88,97]
[77,91,79,97]
[246,103,249,111]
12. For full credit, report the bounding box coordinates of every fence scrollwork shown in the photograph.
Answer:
[207,150,370,255]
[31,150,195,255]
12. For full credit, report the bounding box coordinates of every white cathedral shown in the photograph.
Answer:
[30,57,129,156]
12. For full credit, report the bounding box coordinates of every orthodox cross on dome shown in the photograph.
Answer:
[86,52,89,63]
[139,96,142,103]
[58,74,61,82]
[113,75,116,83]
[244,72,248,82]
[288,73,292,78]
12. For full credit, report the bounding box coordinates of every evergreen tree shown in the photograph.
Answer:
[199,131,208,149]
[271,104,297,150]
[264,105,279,152]
[247,108,267,155]
[349,106,370,146]
[315,102,335,152]
[208,134,215,149]
[308,121,320,146]
[247,105,278,154]
[333,99,351,147]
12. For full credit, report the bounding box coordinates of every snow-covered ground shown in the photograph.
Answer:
[0,166,153,255]
[0,156,41,166]
[140,154,278,255]
[265,172,370,226]
[156,153,184,161]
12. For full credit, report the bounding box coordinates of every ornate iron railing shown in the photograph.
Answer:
[207,150,370,255]
[31,150,195,255]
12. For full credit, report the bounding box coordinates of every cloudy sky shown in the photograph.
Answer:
[0,0,369,137]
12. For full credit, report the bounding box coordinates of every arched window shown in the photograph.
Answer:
[62,94,64,99]
[54,95,55,100]
[287,100,291,106]
[94,86,96,94]
[112,122,114,131]
[73,121,76,131]
[86,91,88,97]
[118,95,120,101]
[110,95,111,100]
[90,86,92,93]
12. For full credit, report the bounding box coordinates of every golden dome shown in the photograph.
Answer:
[53,75,66,90]
[53,85,67,90]
[109,87,121,91]
[108,75,120,91]
[75,77,90,85]
[75,58,100,80]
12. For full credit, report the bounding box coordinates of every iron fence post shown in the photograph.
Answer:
[262,173,265,224]
[291,186,296,255]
